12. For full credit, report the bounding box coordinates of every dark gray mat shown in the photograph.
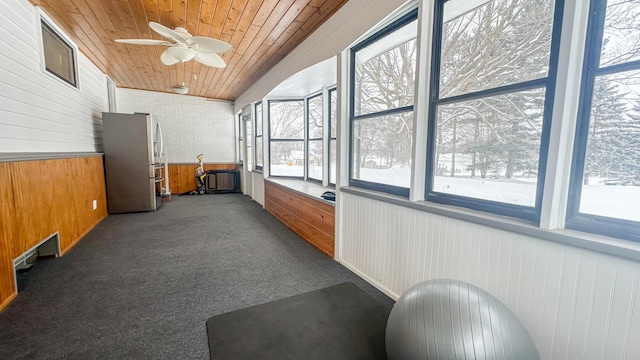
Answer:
[206,282,389,359]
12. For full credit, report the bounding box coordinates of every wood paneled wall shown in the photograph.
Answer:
[0,156,108,311]
[168,163,238,194]
[0,163,17,309]
[264,181,335,258]
[28,0,349,100]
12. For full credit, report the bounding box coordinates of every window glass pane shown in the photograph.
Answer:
[246,118,252,147]
[270,101,304,139]
[308,140,323,181]
[600,0,640,67]
[255,103,263,135]
[246,118,252,170]
[579,70,640,221]
[352,112,413,187]
[41,21,76,87]
[439,0,554,99]
[330,139,337,184]
[255,136,263,168]
[432,88,545,206]
[330,89,337,137]
[308,95,323,139]
[354,19,417,116]
[270,141,304,177]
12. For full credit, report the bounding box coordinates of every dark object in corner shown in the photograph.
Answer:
[179,170,241,196]
[321,191,335,201]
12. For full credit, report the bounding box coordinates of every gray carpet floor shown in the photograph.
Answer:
[0,194,393,359]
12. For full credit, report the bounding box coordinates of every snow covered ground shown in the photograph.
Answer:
[270,164,303,177]
[579,184,640,222]
[269,164,323,180]
[272,164,640,222]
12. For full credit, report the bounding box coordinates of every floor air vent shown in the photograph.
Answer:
[13,232,60,292]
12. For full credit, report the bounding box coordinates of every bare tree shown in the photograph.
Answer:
[437,0,553,178]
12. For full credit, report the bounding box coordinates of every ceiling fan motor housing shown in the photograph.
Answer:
[172,85,189,95]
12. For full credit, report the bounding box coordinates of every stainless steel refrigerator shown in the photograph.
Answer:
[102,112,164,214]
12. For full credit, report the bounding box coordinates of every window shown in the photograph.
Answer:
[567,0,640,241]
[238,114,244,165]
[255,102,263,171]
[269,100,305,177]
[329,88,338,185]
[350,9,418,196]
[426,0,563,221]
[41,19,77,87]
[245,114,252,171]
[307,94,323,182]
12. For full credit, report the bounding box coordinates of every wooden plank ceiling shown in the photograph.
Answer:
[28,0,348,101]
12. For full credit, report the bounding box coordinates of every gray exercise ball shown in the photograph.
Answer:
[386,279,539,360]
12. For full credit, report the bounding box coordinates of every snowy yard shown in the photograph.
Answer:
[273,164,640,222]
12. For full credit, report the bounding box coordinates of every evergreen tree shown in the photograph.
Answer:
[618,100,640,183]
[584,77,630,183]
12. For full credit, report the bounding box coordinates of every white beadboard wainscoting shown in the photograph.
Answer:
[251,171,265,207]
[0,0,108,153]
[340,192,640,360]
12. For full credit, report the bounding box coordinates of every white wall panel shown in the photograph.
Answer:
[116,89,235,163]
[0,0,107,153]
[243,171,253,197]
[252,172,265,207]
[340,192,640,359]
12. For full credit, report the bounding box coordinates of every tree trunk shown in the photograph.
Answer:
[450,118,457,177]
[471,119,479,177]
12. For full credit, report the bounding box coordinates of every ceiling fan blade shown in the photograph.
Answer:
[160,49,180,65]
[149,22,187,43]
[194,52,226,68]
[187,37,232,53]
[115,39,172,46]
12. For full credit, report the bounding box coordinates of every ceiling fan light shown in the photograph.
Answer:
[167,46,196,62]
[172,85,189,95]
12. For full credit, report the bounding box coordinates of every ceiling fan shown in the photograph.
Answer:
[115,22,232,68]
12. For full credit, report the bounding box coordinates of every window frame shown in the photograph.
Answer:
[424,0,565,223]
[328,87,338,187]
[348,8,419,198]
[254,102,264,172]
[268,99,306,179]
[244,113,253,172]
[238,113,244,165]
[566,0,640,242]
[306,92,324,183]
[39,15,79,89]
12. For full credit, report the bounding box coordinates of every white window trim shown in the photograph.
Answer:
[341,184,640,263]
[106,76,117,112]
[540,0,591,230]
[35,7,81,92]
